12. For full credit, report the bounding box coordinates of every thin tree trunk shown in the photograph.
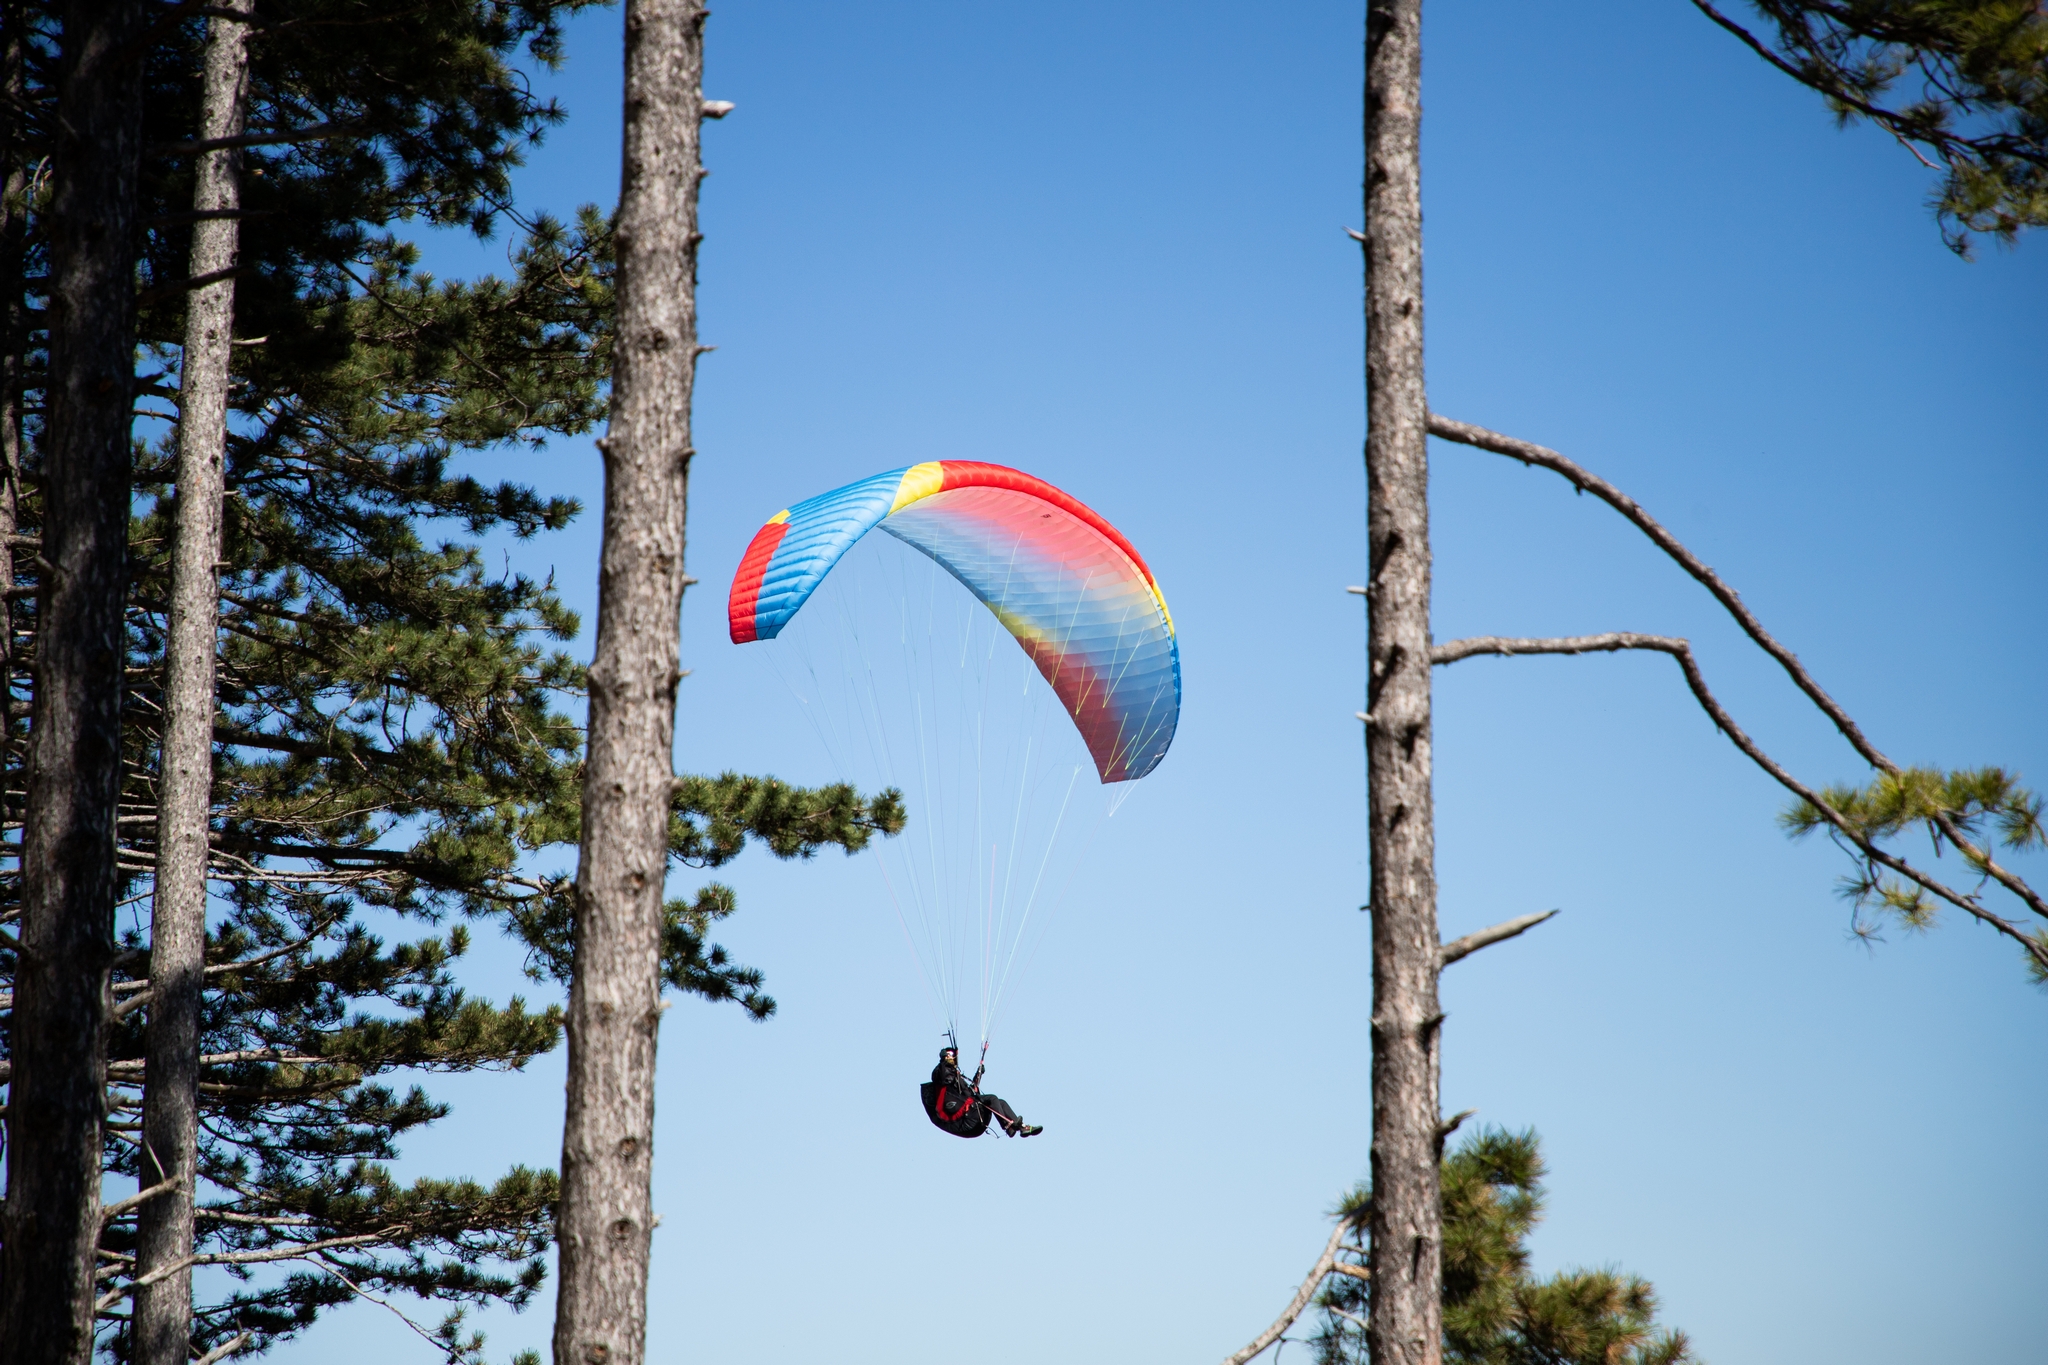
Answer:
[552,1,706,1361]
[134,5,254,1361]
[0,2,150,1362]
[1361,2,1442,1365]
[0,0,29,774]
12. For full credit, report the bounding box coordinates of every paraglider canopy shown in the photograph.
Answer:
[728,461,1179,783]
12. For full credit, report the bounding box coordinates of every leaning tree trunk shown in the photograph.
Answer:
[0,2,150,1362]
[1362,3,1442,1365]
[552,2,706,1362]
[134,5,254,1362]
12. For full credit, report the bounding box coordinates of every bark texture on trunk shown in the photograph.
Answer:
[1362,3,1441,1365]
[134,6,254,1361]
[0,3,150,1361]
[0,0,28,773]
[552,2,705,1362]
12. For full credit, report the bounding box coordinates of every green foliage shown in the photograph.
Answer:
[135,0,608,309]
[1313,1129,1696,1365]
[505,773,908,1018]
[2,9,900,1363]
[1781,765,2044,849]
[0,1,609,1352]
[110,227,893,1357]
[1780,766,2045,975]
[670,772,908,866]
[1699,1,2048,250]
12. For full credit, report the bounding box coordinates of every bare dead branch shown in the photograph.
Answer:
[100,1177,182,1224]
[300,1254,460,1356]
[193,1208,318,1228]
[1220,1218,1361,1365]
[1432,632,2048,970]
[93,1231,391,1309]
[1431,633,1687,666]
[106,1051,326,1075]
[194,1330,253,1365]
[1929,809,2048,926]
[1428,416,2048,933]
[1425,413,1894,773]
[1440,911,1558,968]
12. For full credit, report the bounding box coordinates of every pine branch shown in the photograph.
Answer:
[99,1177,183,1225]
[1686,0,2048,248]
[106,1051,329,1073]
[1429,410,2048,937]
[298,1254,472,1358]
[1440,910,1558,967]
[1425,414,1891,770]
[193,1330,253,1365]
[1431,632,2048,970]
[152,121,356,156]
[1219,1216,1365,1365]
[94,1231,396,1309]
[212,726,347,760]
[211,837,415,866]
[1687,1,1946,168]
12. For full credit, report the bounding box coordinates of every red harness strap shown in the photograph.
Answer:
[935,1086,977,1122]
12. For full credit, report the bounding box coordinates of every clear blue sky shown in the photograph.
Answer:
[284,2,2047,1361]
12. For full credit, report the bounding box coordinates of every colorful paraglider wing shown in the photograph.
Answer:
[727,461,1179,782]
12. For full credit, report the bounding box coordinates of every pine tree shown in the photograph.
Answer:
[0,204,901,1364]
[1350,7,2047,1363]
[115,216,893,1364]
[0,5,905,1360]
[1220,1128,1694,1365]
[1308,1129,1695,1365]
[1,2,608,1353]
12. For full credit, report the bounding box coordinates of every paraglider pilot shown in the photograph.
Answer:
[924,1045,1042,1138]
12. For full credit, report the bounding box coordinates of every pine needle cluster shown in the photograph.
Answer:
[1780,765,2046,973]
[1698,1,2048,250]
[506,773,906,1019]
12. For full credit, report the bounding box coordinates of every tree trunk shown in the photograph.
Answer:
[0,3,150,1362]
[552,1,705,1362]
[0,0,29,776]
[134,5,254,1361]
[1362,3,1442,1365]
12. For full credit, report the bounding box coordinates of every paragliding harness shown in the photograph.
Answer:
[920,1035,995,1139]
